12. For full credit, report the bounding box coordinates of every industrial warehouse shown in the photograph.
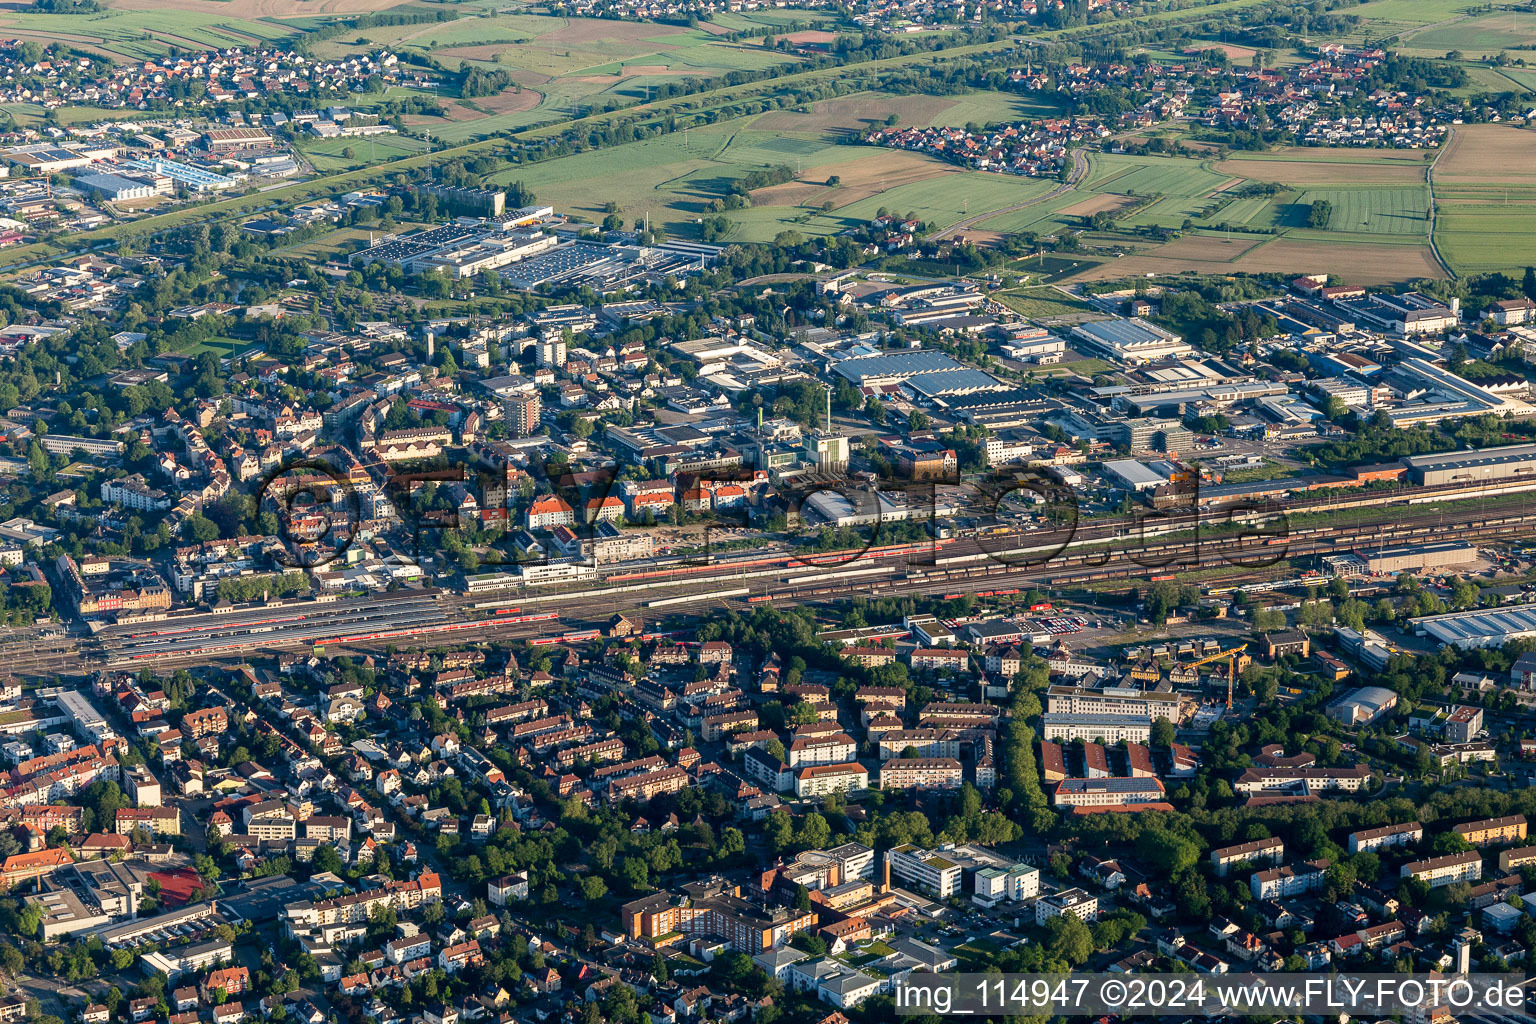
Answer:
[1404,443,1536,486]
[1410,606,1536,649]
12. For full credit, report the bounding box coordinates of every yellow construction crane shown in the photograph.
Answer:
[1188,643,1250,710]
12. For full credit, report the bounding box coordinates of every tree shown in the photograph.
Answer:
[311,844,343,875]
[790,932,828,955]
[789,702,820,725]
[618,857,649,894]
[720,827,746,858]
[1151,717,1176,748]
[1144,581,1185,624]
[797,813,831,849]
[1430,831,1473,856]
[1046,913,1093,965]
[764,812,794,853]
[1142,829,1201,875]
[186,514,219,543]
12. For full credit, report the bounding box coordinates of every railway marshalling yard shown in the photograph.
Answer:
[27,478,1536,677]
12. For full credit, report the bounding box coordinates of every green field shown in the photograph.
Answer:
[306,13,815,143]
[1210,194,1276,225]
[1461,63,1536,92]
[1435,203,1536,274]
[483,125,855,234]
[995,286,1097,319]
[971,193,1083,234]
[1282,187,1433,236]
[0,0,1379,269]
[831,174,1057,232]
[0,7,301,61]
[955,153,1436,253]
[1352,0,1514,26]
[1080,153,1231,197]
[486,121,1057,242]
[1403,10,1536,54]
[1119,194,1228,229]
[297,135,434,173]
[911,91,1063,127]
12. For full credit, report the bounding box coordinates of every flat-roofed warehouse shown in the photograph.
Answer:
[1363,542,1479,575]
[1103,459,1166,493]
[1404,443,1536,486]
[830,350,966,386]
[1070,317,1192,364]
[3,145,94,173]
[903,368,1010,399]
[1411,605,1536,649]
[203,127,273,150]
[73,172,155,202]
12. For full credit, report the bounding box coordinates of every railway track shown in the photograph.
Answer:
[24,502,1536,678]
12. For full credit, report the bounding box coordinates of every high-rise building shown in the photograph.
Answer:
[536,338,567,368]
[505,394,542,438]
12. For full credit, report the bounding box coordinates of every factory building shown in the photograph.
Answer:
[1070,318,1192,364]
[73,172,155,202]
[1362,542,1479,575]
[1325,686,1398,726]
[1403,443,1536,487]
[1411,606,1536,650]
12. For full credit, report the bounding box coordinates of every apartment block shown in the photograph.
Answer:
[1347,822,1422,855]
[1210,837,1284,877]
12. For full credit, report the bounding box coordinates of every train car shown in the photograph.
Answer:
[747,595,773,604]
[604,539,955,584]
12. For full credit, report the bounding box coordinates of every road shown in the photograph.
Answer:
[1426,125,1454,278]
